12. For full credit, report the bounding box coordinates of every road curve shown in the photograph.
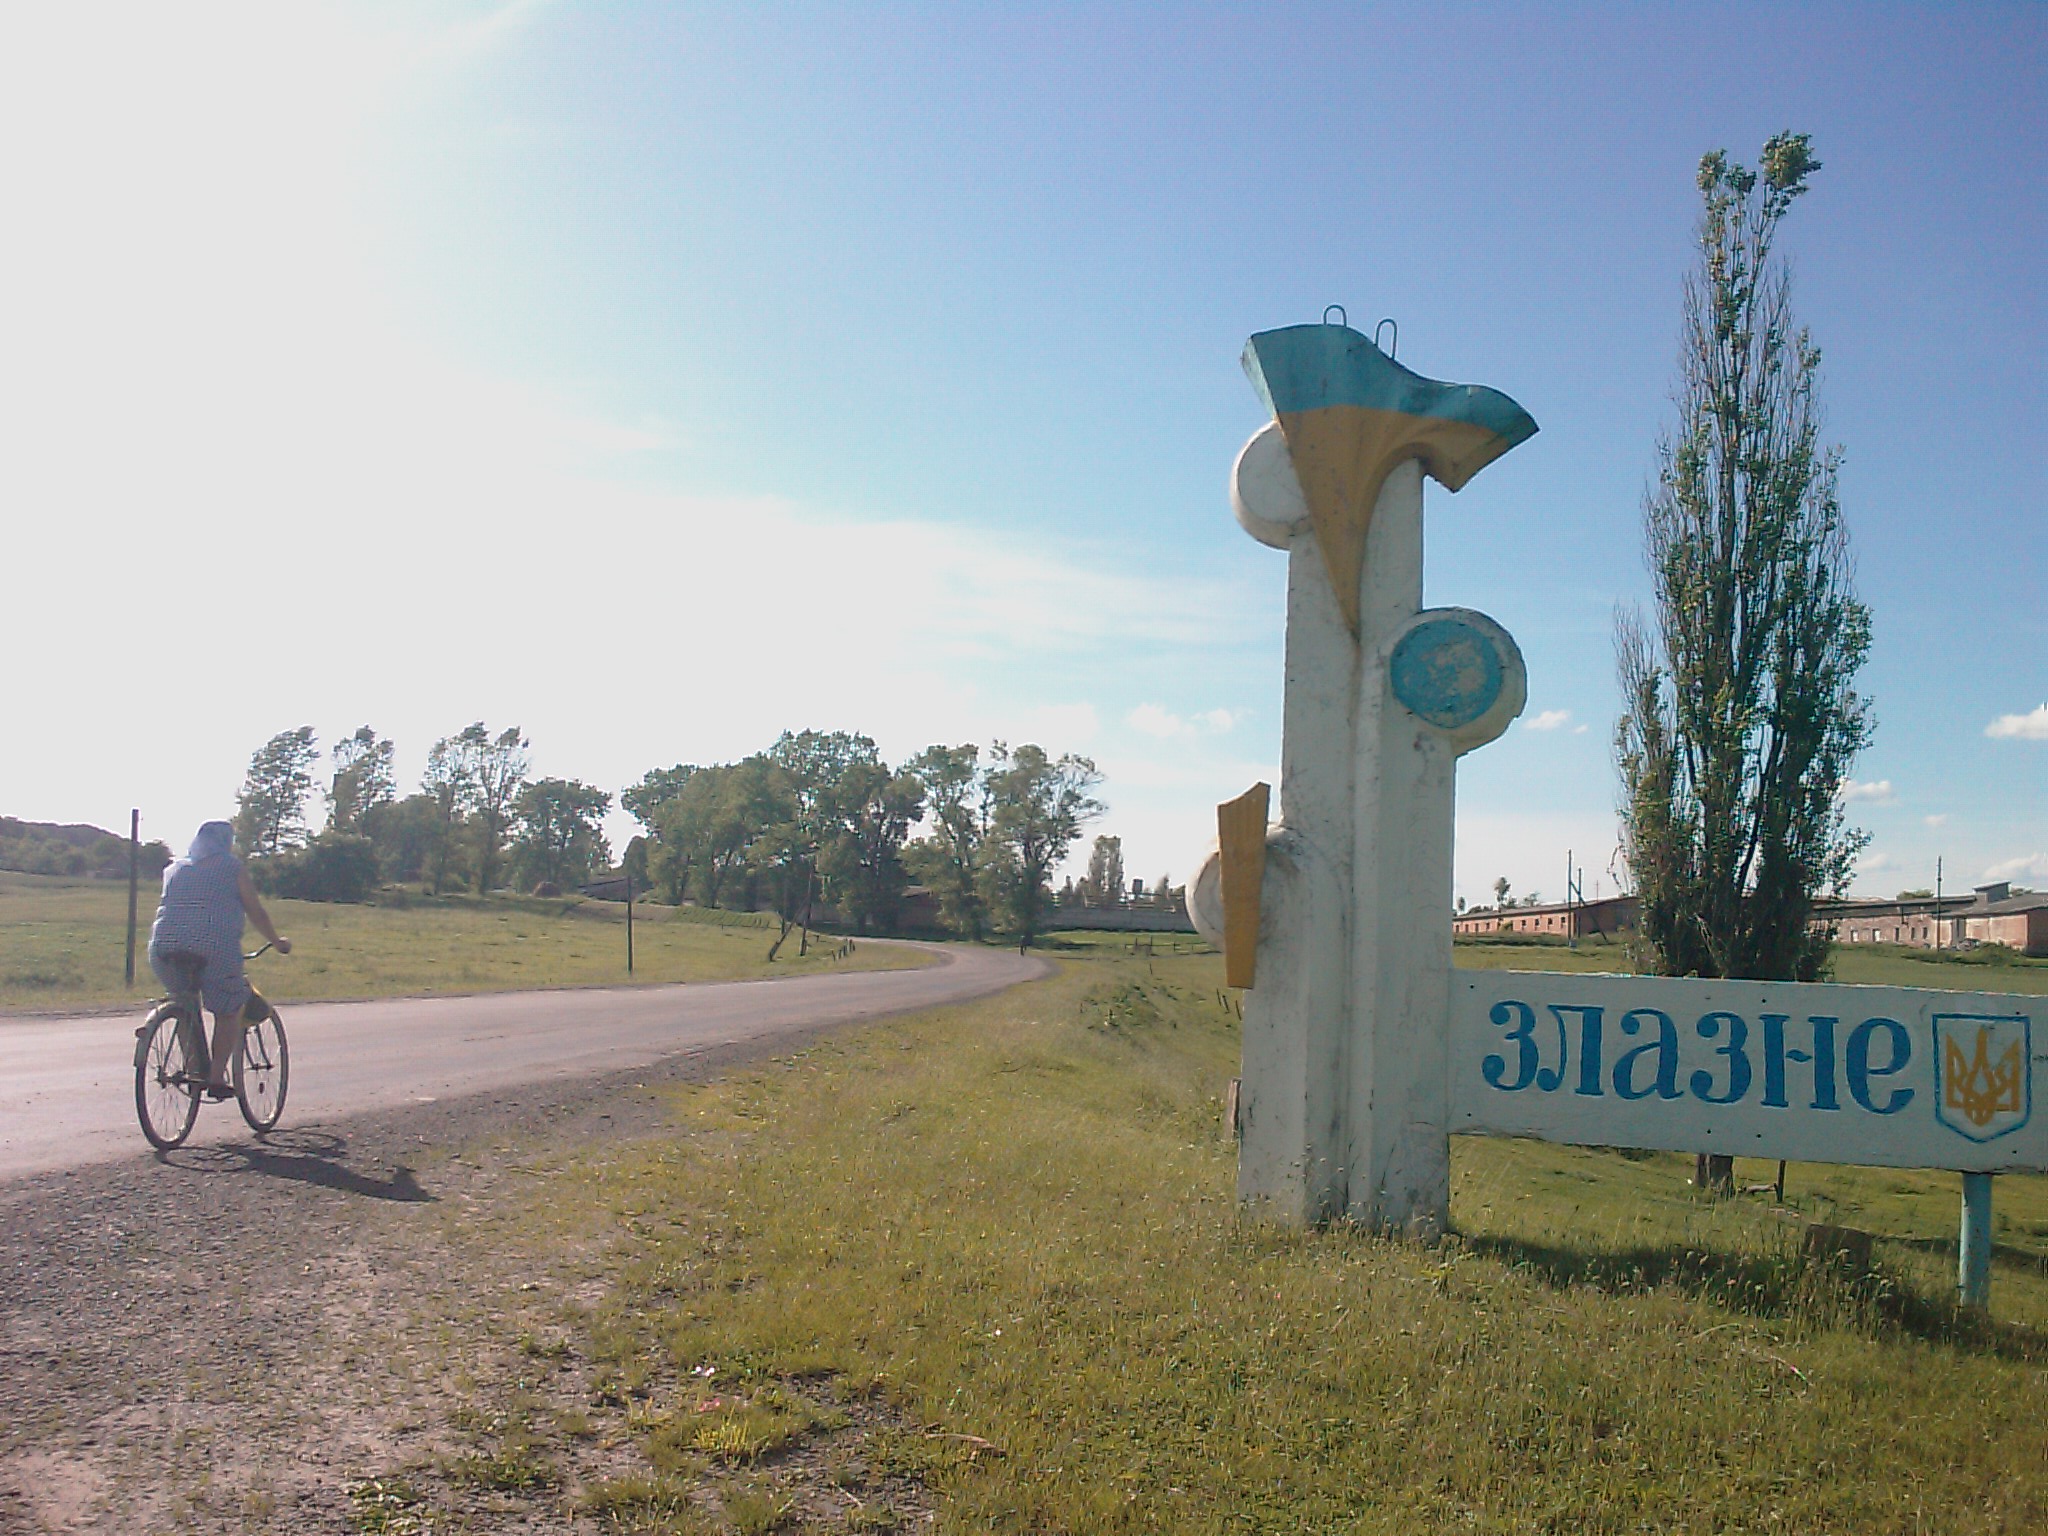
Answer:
[0,943,1048,1180]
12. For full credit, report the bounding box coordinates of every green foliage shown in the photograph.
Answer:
[655,757,792,909]
[0,817,168,880]
[234,725,319,858]
[757,729,882,939]
[511,776,613,892]
[344,1475,433,1535]
[251,830,380,903]
[623,764,698,837]
[1079,833,1125,908]
[902,744,989,940]
[981,742,1104,950]
[615,733,1104,945]
[327,726,396,834]
[1618,134,1872,985]
[437,722,531,895]
[818,759,924,934]
[361,792,445,886]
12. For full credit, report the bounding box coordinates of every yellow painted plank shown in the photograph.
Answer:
[1217,783,1270,989]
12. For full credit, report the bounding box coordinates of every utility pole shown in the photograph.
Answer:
[124,809,140,986]
[1934,856,1944,950]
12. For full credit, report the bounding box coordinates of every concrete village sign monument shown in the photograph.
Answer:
[1189,316,2043,1307]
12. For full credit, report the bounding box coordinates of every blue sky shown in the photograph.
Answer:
[2,2,2040,901]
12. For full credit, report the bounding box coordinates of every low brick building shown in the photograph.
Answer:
[1453,894,1639,940]
[1822,882,2048,956]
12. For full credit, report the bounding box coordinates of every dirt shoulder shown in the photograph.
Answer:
[0,1003,964,1534]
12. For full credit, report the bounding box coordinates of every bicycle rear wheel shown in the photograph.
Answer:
[234,1009,289,1133]
[135,1004,202,1150]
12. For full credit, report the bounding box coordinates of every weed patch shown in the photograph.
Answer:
[345,1475,435,1534]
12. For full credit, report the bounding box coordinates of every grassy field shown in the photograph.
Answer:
[0,871,924,1013]
[1454,930,2048,991]
[524,940,2045,1534]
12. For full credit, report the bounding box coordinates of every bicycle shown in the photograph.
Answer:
[134,942,290,1150]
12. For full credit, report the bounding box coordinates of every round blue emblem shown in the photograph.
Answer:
[1389,618,1504,730]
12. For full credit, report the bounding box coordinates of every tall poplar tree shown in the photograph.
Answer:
[1615,135,1874,1191]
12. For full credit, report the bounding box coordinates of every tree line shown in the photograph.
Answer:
[0,817,171,881]
[233,723,608,904]
[620,734,1103,951]
[231,724,1108,949]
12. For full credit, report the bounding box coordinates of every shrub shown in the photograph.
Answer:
[253,832,380,903]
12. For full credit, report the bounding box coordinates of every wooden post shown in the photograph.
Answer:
[1216,783,1270,989]
[124,809,140,986]
[1959,1171,1992,1311]
[625,867,634,976]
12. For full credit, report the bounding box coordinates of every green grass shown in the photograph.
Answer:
[1454,932,2048,992]
[0,870,924,1012]
[556,945,2045,1534]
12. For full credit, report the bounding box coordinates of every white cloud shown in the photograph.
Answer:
[1984,853,2048,884]
[1127,704,1243,739]
[1985,704,2048,741]
[1841,779,1897,805]
[1856,849,1900,875]
[1924,814,1950,829]
[1573,724,1590,735]
[1524,709,1573,732]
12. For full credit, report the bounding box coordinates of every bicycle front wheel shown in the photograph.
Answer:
[135,1004,202,1150]
[234,1009,289,1133]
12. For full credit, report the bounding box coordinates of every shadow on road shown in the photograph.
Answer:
[160,1129,435,1204]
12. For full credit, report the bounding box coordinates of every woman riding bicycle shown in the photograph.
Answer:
[148,821,291,1098]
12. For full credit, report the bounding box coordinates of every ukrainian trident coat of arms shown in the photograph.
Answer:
[1932,1013,2033,1143]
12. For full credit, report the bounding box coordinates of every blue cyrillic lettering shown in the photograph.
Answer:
[1484,1000,1539,1092]
[1808,1017,1840,1111]
[1613,1009,1682,1101]
[1553,1005,1604,1097]
[1689,1011,1752,1105]
[1846,1017,1913,1115]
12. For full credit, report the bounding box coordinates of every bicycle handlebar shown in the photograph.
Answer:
[245,941,276,961]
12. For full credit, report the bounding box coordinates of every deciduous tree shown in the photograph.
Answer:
[821,760,925,934]
[438,723,530,894]
[512,777,613,891]
[418,738,471,894]
[903,744,989,940]
[623,765,696,837]
[1081,835,1126,907]
[234,726,319,858]
[364,793,444,886]
[658,758,789,908]
[983,743,1103,952]
[1615,134,1874,1193]
[327,726,396,834]
[760,730,879,955]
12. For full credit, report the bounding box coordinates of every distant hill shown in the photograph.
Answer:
[0,817,171,880]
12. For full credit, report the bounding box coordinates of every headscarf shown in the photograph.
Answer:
[184,821,235,865]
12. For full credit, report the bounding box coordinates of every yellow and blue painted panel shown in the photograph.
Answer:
[1241,321,1536,631]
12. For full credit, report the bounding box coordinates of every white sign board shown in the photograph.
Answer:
[1452,971,2043,1173]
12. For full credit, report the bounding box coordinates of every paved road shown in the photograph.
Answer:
[0,943,1047,1180]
